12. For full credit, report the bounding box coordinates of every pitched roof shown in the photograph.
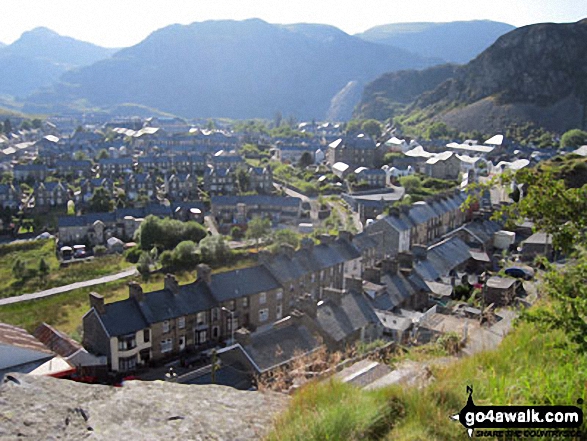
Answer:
[33,323,82,358]
[209,266,282,302]
[316,292,379,343]
[414,236,473,281]
[242,321,320,372]
[98,298,149,337]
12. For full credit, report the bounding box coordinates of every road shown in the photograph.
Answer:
[0,267,138,306]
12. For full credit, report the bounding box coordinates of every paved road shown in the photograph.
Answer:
[0,267,138,306]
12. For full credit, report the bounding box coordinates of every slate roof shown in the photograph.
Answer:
[211,195,301,207]
[352,232,378,253]
[98,298,148,337]
[138,281,216,324]
[243,322,320,372]
[414,236,473,281]
[316,292,379,343]
[209,266,282,302]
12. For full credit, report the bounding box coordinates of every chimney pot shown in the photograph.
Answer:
[89,292,105,314]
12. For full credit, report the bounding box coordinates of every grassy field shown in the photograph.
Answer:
[0,256,257,339]
[268,321,587,440]
[0,240,133,299]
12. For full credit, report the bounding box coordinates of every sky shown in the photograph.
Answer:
[1,0,586,48]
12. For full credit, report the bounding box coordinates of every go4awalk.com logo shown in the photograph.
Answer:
[450,386,583,438]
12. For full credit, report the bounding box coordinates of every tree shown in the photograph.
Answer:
[246,216,271,251]
[399,175,422,193]
[20,120,32,131]
[32,118,43,129]
[172,240,199,270]
[198,235,232,265]
[3,119,12,134]
[135,216,207,251]
[270,229,300,253]
[299,151,314,168]
[361,119,383,140]
[137,252,153,278]
[38,258,50,282]
[12,258,25,281]
[88,187,113,213]
[96,149,110,160]
[466,167,587,350]
[560,129,587,149]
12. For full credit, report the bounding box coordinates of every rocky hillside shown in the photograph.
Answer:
[357,19,587,134]
[0,374,288,440]
[24,19,437,120]
[354,64,459,120]
[356,20,515,64]
[0,27,115,97]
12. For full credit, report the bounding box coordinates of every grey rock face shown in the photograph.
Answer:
[0,374,288,440]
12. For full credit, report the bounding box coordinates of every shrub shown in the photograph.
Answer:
[93,245,108,256]
[125,246,142,263]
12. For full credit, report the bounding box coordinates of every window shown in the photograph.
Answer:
[196,312,207,326]
[212,308,219,322]
[276,290,283,301]
[227,317,238,331]
[212,326,219,339]
[160,338,173,353]
[178,316,185,329]
[162,320,170,333]
[118,334,136,351]
[119,355,137,371]
[260,292,266,304]
[276,304,283,320]
[228,300,236,310]
[259,308,269,323]
[242,296,249,308]
[143,329,150,343]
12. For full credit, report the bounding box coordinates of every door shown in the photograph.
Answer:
[179,335,186,352]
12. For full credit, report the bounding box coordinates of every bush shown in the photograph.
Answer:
[172,241,200,270]
[125,246,142,263]
[93,245,108,256]
[136,216,207,251]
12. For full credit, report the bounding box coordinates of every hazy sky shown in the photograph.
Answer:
[2,0,586,48]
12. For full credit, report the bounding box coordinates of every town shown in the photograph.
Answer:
[0,113,571,391]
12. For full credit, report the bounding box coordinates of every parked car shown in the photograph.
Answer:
[504,266,534,280]
[73,244,87,259]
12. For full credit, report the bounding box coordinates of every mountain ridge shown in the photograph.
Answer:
[356,19,587,134]
[356,20,515,64]
[25,18,438,119]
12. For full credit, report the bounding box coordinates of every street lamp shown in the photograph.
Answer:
[221,307,235,345]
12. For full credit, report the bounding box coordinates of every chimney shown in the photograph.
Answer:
[323,287,344,305]
[128,281,144,302]
[397,251,414,269]
[197,264,212,284]
[344,277,363,293]
[280,243,295,259]
[363,267,381,284]
[381,258,399,275]
[338,230,353,242]
[164,273,179,294]
[412,244,428,261]
[301,237,314,252]
[319,234,333,245]
[89,292,105,314]
[234,327,251,346]
[297,293,317,319]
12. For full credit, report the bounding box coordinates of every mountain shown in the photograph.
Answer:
[25,19,438,120]
[354,64,459,120]
[356,20,515,64]
[356,19,587,134]
[0,27,116,97]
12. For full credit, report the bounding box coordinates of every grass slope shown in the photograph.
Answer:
[268,321,587,440]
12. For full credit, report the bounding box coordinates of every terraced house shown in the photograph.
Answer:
[83,265,288,372]
[82,233,364,372]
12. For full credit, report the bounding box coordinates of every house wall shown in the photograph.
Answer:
[82,310,111,359]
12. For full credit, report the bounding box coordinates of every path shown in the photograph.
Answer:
[0,267,138,306]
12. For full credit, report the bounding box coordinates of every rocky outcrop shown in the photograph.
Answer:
[0,374,288,440]
[359,19,587,133]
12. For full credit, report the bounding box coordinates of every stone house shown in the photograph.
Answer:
[424,151,461,180]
